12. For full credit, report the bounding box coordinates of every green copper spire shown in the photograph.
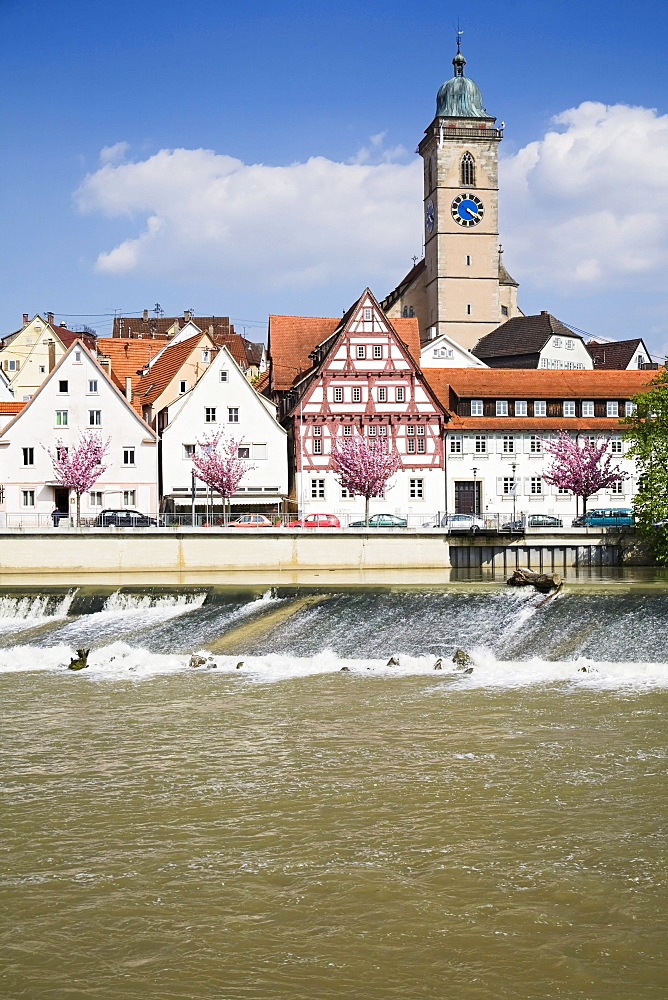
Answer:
[435,35,493,119]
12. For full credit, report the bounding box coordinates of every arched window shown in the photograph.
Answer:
[461,152,475,186]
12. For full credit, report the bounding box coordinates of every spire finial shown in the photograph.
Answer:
[453,26,466,76]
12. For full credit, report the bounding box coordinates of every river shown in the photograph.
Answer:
[1,582,666,999]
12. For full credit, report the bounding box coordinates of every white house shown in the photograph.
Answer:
[160,344,288,514]
[419,330,488,369]
[0,341,157,524]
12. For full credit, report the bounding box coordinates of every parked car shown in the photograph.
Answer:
[94,508,157,527]
[574,508,635,527]
[501,515,563,532]
[288,513,341,528]
[227,514,273,528]
[422,513,486,532]
[348,513,408,528]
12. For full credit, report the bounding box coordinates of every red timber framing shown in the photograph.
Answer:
[286,289,446,479]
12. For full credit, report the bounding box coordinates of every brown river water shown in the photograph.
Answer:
[0,584,666,999]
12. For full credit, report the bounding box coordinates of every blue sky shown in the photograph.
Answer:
[1,0,667,353]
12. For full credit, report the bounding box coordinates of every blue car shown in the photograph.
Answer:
[577,508,634,527]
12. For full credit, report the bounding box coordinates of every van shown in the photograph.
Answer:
[581,508,634,527]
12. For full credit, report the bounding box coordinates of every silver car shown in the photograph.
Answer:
[422,513,486,532]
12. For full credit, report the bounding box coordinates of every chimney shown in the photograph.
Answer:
[143,309,149,322]
[98,357,111,376]
[184,310,192,322]
[60,321,68,329]
[22,313,28,326]
[47,340,56,372]
[47,312,54,326]
[125,377,133,401]
[540,310,548,315]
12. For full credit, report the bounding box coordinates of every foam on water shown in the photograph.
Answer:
[1,639,666,691]
[0,591,75,635]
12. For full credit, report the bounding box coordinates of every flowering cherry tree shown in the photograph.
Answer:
[331,433,402,525]
[45,432,110,526]
[191,432,255,520]
[543,432,628,515]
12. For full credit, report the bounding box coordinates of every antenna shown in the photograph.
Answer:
[153,302,163,317]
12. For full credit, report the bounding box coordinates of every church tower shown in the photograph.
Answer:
[417,38,517,350]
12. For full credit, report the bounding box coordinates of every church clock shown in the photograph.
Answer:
[451,193,485,227]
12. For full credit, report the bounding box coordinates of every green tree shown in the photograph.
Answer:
[624,367,668,562]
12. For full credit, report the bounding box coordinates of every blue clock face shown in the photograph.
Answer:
[451,193,485,227]
[425,199,435,234]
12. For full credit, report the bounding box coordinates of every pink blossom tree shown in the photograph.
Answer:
[331,433,402,526]
[45,432,110,526]
[191,432,255,522]
[543,432,628,515]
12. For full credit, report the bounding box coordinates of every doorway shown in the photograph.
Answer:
[455,481,481,515]
[54,487,69,513]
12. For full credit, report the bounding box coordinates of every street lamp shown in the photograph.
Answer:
[511,461,517,523]
[472,466,478,518]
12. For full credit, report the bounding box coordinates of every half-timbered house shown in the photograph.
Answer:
[268,289,447,521]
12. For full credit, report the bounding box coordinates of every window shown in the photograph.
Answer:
[530,434,542,453]
[607,401,619,417]
[252,443,267,460]
[625,401,636,416]
[343,425,352,436]
[356,346,366,359]
[461,151,475,186]
[466,255,472,266]
[515,400,527,416]
[88,380,98,394]
[311,478,325,500]
[313,425,322,436]
[610,436,623,454]
[58,380,68,393]
[90,491,102,507]
[123,448,135,466]
[220,370,228,382]
[352,387,362,403]
[334,387,343,403]
[553,337,562,348]
[39,366,45,374]
[530,476,543,495]
[22,447,34,466]
[228,407,239,423]
[582,401,595,417]
[377,386,387,402]
[89,410,101,426]
[450,435,462,454]
[341,486,355,499]
[55,410,68,426]
[565,339,574,350]
[313,438,322,454]
[237,446,250,459]
[637,354,646,367]
[205,407,216,423]
[409,478,424,499]
[123,490,136,506]
[201,350,210,363]
[534,400,546,416]
[417,425,425,435]
[56,446,68,461]
[364,307,372,321]
[179,380,187,394]
[466,304,472,315]
[407,437,416,453]
[563,401,576,417]
[474,434,487,453]
[471,399,483,416]
[396,386,405,402]
[367,425,376,436]
[183,444,195,458]
[501,305,509,317]
[407,425,415,436]
[74,351,81,362]
[373,345,383,359]
[417,438,426,453]
[503,435,515,453]
[22,490,35,507]
[378,425,387,436]
[611,480,624,494]
[502,477,516,495]
[496,400,508,416]
[558,486,570,495]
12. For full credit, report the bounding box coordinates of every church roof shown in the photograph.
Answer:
[473,313,581,363]
[498,260,518,287]
[435,45,493,119]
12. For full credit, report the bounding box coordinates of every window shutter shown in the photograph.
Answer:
[496,435,505,454]
[463,434,472,454]
[523,435,532,453]
[496,477,504,496]
[15,360,20,370]
[523,477,531,496]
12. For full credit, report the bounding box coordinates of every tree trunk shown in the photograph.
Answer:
[365,494,370,527]
[76,490,81,528]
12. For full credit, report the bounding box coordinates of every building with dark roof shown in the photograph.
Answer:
[472,312,594,370]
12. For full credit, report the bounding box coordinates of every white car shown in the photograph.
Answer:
[422,514,486,532]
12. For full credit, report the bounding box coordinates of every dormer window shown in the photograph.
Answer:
[563,401,576,417]
[553,337,562,348]
[607,401,619,417]
[496,400,508,416]
[461,152,475,186]
[471,399,483,416]
[565,339,574,350]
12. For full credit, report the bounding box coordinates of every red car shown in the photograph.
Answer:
[287,513,341,528]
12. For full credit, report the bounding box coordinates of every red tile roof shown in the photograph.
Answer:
[135,333,211,407]
[269,314,421,391]
[446,416,631,431]
[95,338,166,405]
[0,401,25,413]
[423,367,657,400]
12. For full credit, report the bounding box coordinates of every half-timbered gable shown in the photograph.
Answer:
[271,289,448,520]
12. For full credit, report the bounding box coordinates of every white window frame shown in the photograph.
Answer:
[372,345,383,360]
[123,448,135,467]
[474,434,487,454]
[450,435,462,454]
[515,400,527,416]
[356,345,366,360]
[22,447,34,466]
[496,400,508,416]
[334,387,343,403]
[22,489,35,507]
[582,401,595,417]
[607,401,619,417]
[396,386,405,403]
[205,407,216,423]
[55,410,68,427]
[89,410,102,426]
[409,478,424,499]
[123,490,136,507]
[310,478,325,500]
[471,399,483,417]
[89,491,103,507]
[563,401,576,417]
[352,387,362,403]
[534,400,546,416]
[377,386,387,402]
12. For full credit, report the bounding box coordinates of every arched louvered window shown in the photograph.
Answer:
[461,152,475,186]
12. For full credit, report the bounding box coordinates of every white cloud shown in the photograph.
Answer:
[99,141,130,165]
[75,147,422,292]
[500,101,668,290]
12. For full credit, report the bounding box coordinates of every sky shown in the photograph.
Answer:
[1,0,668,354]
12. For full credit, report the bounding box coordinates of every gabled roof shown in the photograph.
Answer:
[586,339,650,370]
[269,311,421,392]
[112,314,236,339]
[473,312,581,360]
[423,367,656,401]
[135,332,213,407]
[95,338,166,398]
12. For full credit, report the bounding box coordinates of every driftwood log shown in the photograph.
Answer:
[507,568,562,593]
[68,648,90,671]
